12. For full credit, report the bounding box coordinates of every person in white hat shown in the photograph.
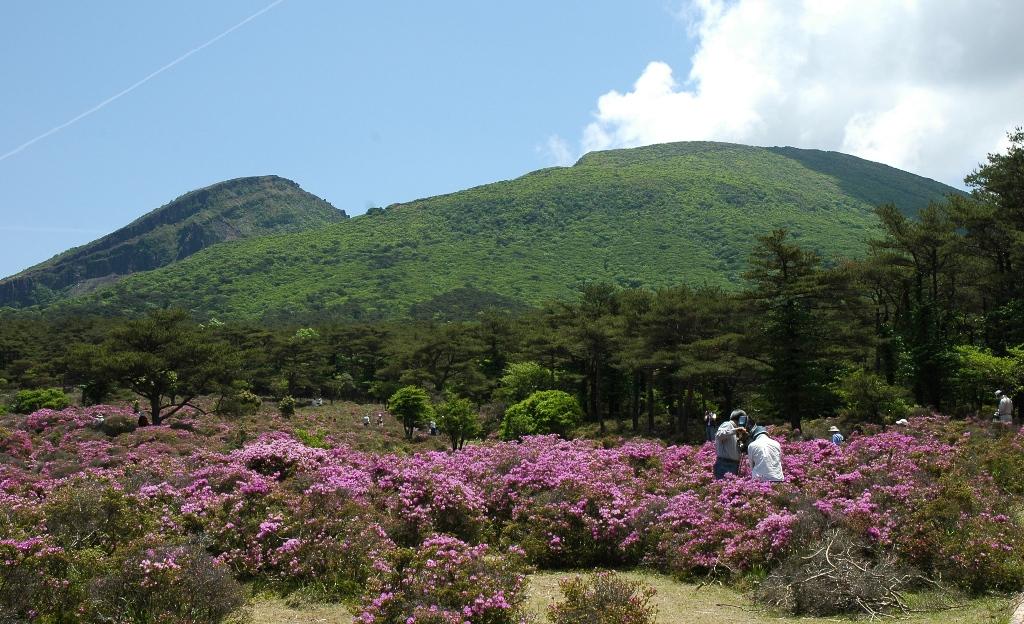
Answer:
[829,425,844,445]
[994,390,1013,424]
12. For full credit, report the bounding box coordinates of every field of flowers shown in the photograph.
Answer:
[1,405,1023,623]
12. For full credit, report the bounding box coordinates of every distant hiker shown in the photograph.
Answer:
[747,424,785,482]
[714,409,746,479]
[791,427,803,441]
[133,401,148,427]
[429,420,438,436]
[829,425,845,445]
[377,412,384,427]
[704,410,717,442]
[994,390,1013,424]
[363,414,370,427]
[894,418,909,427]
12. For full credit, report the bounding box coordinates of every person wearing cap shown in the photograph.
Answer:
[829,425,845,445]
[704,410,718,442]
[994,390,1013,424]
[747,423,785,482]
[714,409,747,479]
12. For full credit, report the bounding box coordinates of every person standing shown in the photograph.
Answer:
[829,425,845,445]
[362,414,370,427]
[704,410,718,442]
[714,410,746,479]
[994,390,1013,424]
[747,425,785,482]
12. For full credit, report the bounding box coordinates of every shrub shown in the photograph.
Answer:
[90,541,245,624]
[294,427,330,449]
[0,536,104,623]
[279,395,296,418]
[217,387,263,417]
[10,388,69,414]
[43,479,152,552]
[99,413,138,437]
[548,571,657,624]
[0,426,32,459]
[501,390,582,440]
[357,535,531,624]
[754,529,914,616]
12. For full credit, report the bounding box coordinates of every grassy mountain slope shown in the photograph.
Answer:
[0,176,347,307]
[62,142,957,322]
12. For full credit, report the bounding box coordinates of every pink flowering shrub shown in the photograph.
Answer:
[357,535,532,624]
[0,426,32,460]
[0,535,102,622]
[0,404,1022,621]
[90,541,245,624]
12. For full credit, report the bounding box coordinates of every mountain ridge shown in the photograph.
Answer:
[0,175,347,307]
[18,141,960,321]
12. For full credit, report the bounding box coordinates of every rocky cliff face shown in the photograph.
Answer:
[0,176,346,308]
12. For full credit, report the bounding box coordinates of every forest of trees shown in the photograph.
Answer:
[1,129,1022,439]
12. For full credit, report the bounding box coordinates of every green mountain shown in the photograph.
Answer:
[50,142,957,322]
[0,176,347,307]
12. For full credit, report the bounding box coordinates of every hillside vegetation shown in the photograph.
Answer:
[0,175,347,307]
[58,142,956,321]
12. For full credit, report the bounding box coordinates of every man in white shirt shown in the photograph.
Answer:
[995,390,1013,424]
[747,425,785,482]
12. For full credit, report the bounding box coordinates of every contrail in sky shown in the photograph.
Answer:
[0,0,287,163]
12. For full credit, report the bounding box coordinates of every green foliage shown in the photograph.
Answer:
[279,395,297,418]
[216,384,263,417]
[10,387,69,413]
[953,345,1024,412]
[836,369,909,424]
[47,142,956,322]
[0,175,347,308]
[501,390,582,439]
[389,385,433,440]
[496,361,554,404]
[548,571,658,624]
[435,394,481,450]
[294,427,330,449]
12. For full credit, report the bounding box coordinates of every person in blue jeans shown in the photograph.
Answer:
[714,410,748,479]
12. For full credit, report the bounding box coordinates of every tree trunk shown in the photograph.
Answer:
[149,396,161,426]
[646,370,655,434]
[595,359,605,435]
[631,370,640,432]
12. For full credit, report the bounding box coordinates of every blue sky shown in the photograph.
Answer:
[1,1,1022,279]
[0,1,695,278]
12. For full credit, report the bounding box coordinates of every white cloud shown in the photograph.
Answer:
[564,0,1024,186]
[540,135,574,167]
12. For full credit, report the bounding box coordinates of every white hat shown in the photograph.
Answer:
[828,425,840,433]
[894,418,909,426]
[995,390,1003,396]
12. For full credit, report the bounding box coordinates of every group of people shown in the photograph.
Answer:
[705,389,1017,482]
[712,409,785,482]
[362,412,386,427]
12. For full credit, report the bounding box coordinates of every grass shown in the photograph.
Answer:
[245,571,1015,624]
